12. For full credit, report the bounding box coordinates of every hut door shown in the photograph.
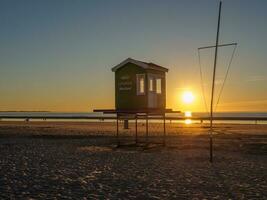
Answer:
[148,75,157,108]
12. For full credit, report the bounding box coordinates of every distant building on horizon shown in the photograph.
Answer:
[111,58,169,110]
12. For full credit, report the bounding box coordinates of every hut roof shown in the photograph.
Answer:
[111,58,169,72]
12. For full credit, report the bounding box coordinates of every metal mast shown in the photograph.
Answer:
[210,1,222,163]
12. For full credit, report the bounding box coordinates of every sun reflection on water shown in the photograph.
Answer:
[185,119,192,124]
[184,111,192,124]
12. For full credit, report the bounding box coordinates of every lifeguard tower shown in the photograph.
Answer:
[112,58,168,111]
[94,58,179,146]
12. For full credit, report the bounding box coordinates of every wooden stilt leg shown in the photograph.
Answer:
[146,113,148,145]
[116,114,119,146]
[163,113,166,146]
[135,114,138,144]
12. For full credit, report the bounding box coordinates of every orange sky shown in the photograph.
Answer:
[0,1,267,112]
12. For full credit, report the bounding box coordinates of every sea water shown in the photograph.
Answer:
[0,111,267,124]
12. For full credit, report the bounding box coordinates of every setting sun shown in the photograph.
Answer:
[182,91,195,104]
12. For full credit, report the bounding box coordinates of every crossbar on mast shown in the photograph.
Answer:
[198,42,237,50]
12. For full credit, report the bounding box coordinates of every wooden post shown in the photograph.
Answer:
[116,114,120,146]
[163,113,166,146]
[135,114,138,144]
[146,113,148,145]
[124,119,129,129]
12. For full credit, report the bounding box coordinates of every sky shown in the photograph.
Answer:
[0,0,267,112]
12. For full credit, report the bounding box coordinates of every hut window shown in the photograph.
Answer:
[149,78,153,91]
[156,78,162,94]
[136,74,145,95]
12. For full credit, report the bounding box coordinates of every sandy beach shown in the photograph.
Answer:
[0,121,266,199]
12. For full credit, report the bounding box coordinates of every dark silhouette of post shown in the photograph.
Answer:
[116,114,119,146]
[163,113,166,146]
[146,113,148,145]
[124,119,129,129]
[210,1,222,163]
[135,115,138,144]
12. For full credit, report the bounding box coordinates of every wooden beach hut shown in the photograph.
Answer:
[111,58,169,111]
[94,58,179,146]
